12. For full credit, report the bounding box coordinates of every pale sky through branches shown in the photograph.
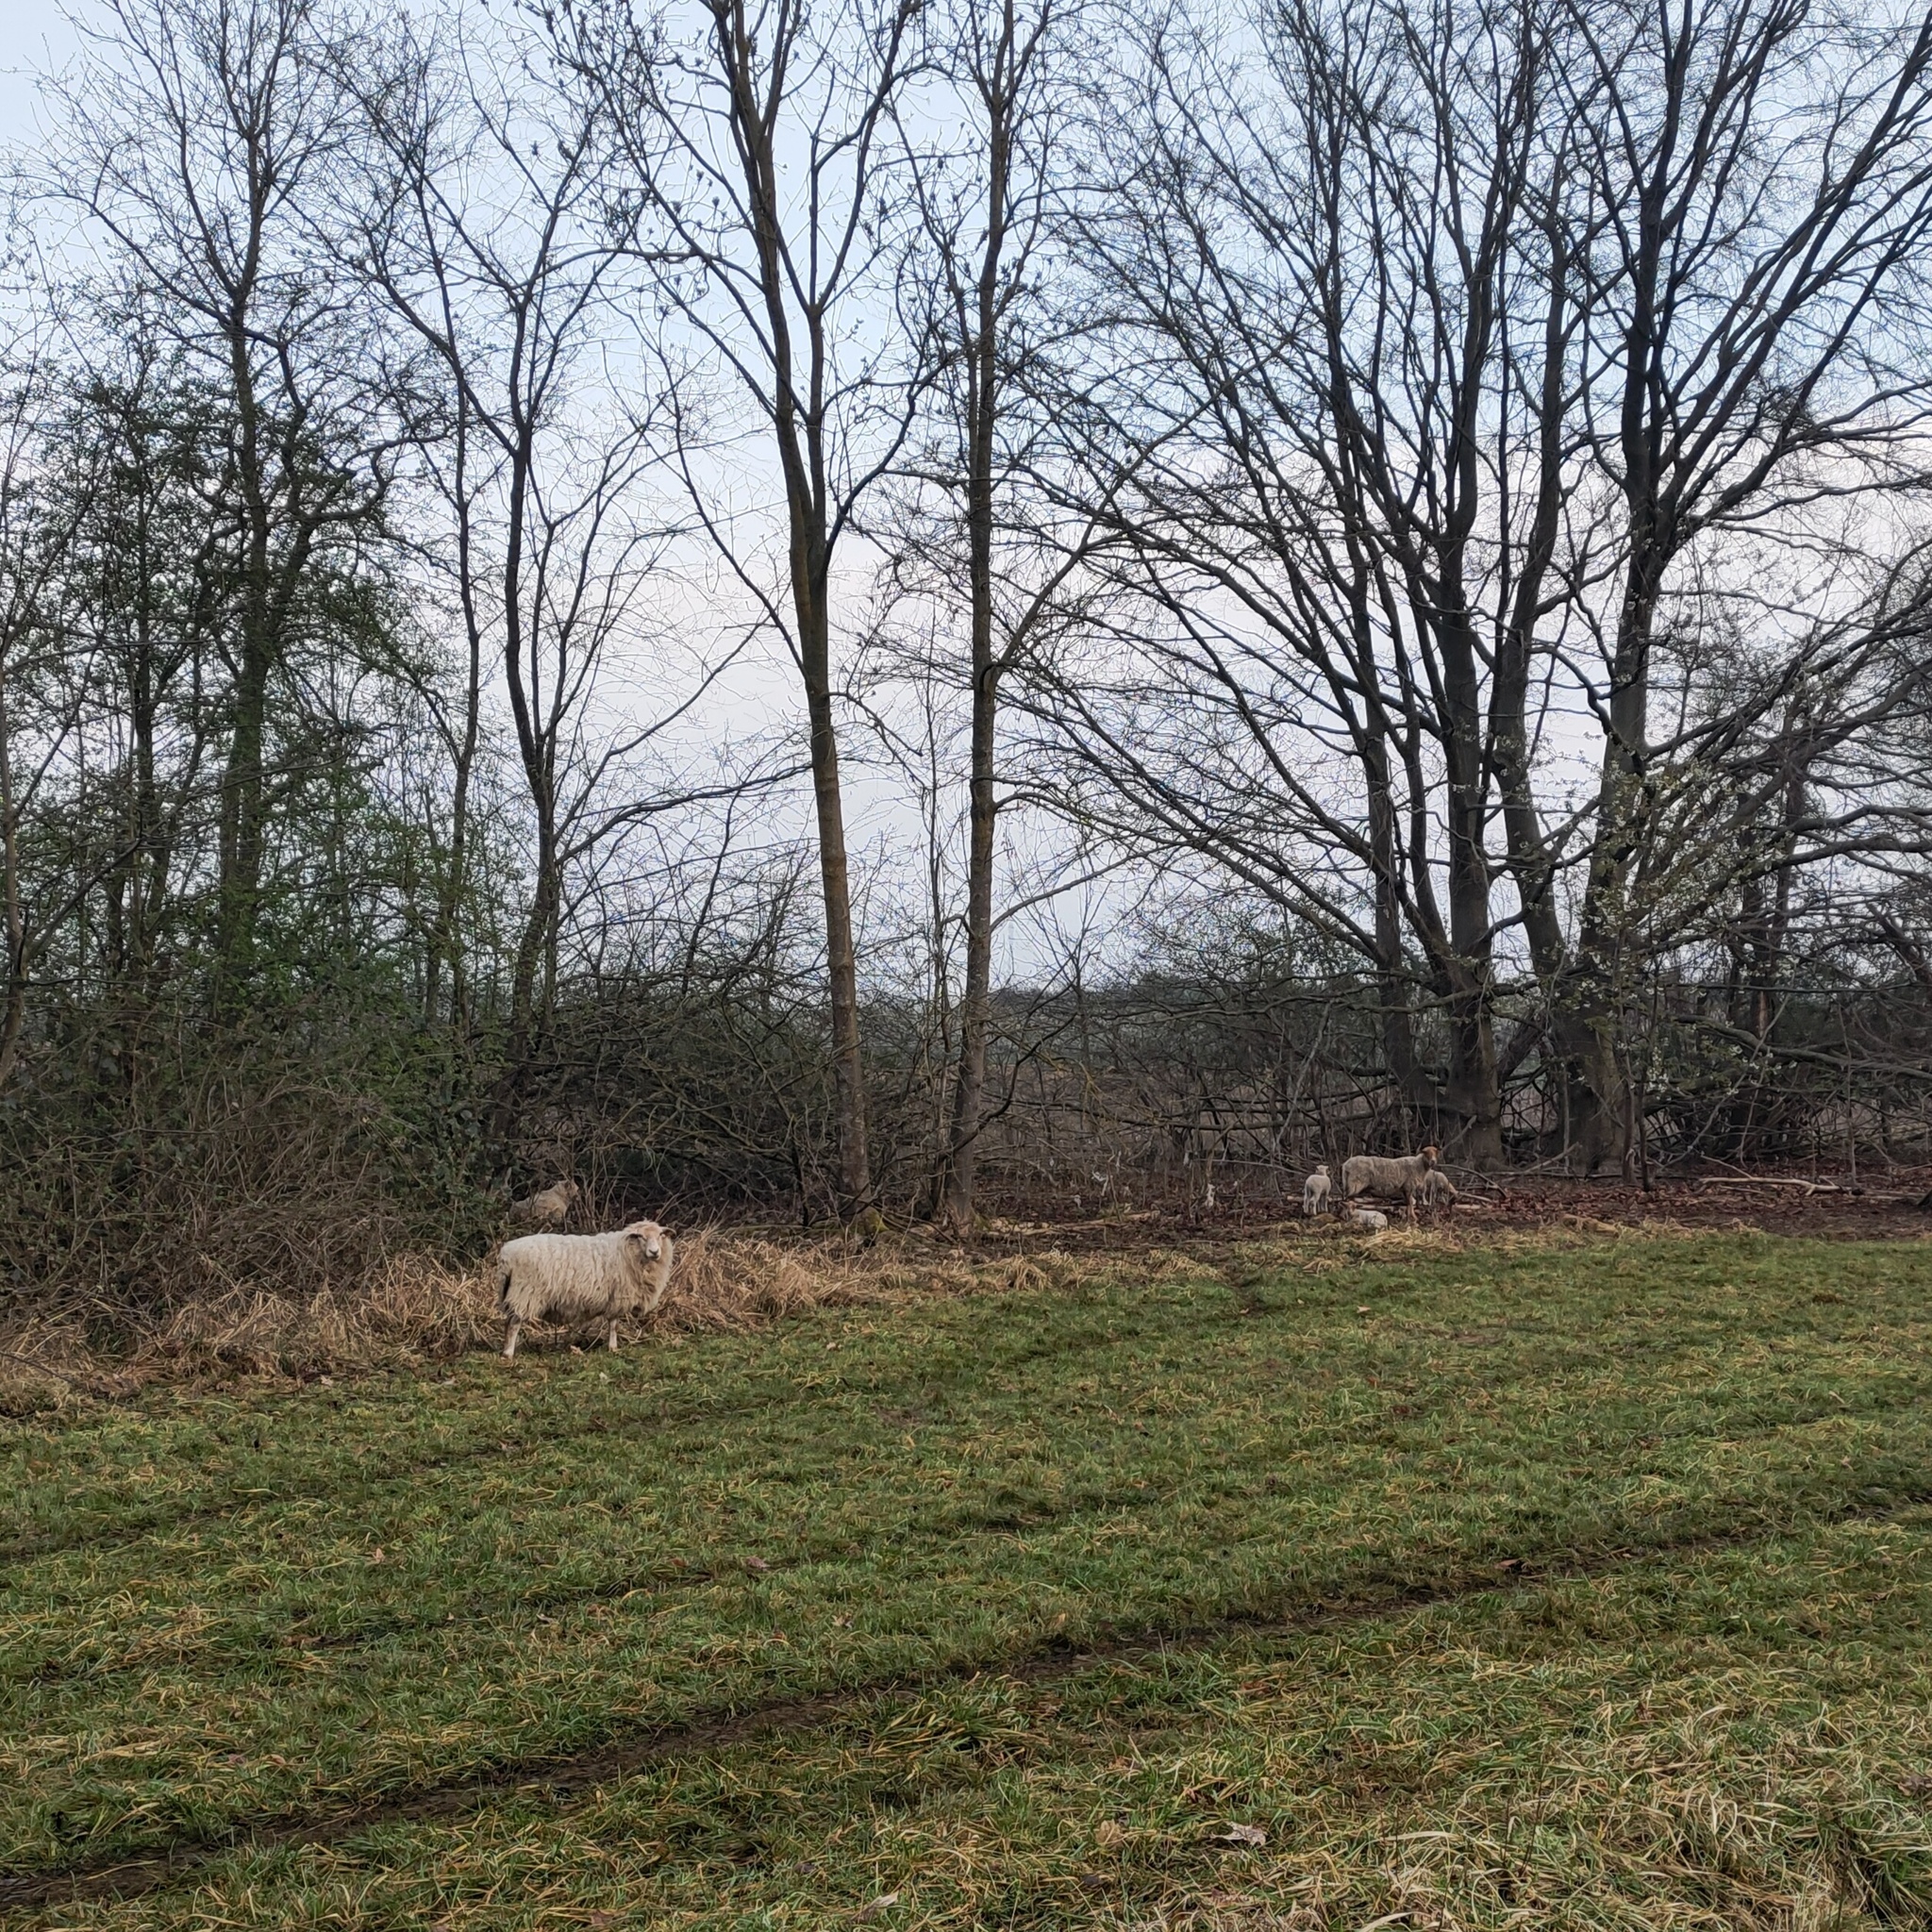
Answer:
[1,9,84,146]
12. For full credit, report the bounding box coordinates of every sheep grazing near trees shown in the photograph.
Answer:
[1419,1169,1459,1213]
[1341,1146,1441,1221]
[1301,1165,1331,1217]
[507,1178,581,1231]
[498,1220,674,1359]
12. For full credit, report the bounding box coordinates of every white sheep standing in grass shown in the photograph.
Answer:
[1341,1146,1441,1222]
[498,1220,674,1359]
[1301,1165,1331,1218]
[508,1178,582,1231]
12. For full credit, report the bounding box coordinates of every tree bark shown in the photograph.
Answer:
[708,0,889,1219]
[938,0,1024,1235]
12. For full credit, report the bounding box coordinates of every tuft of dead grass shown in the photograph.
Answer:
[148,1250,502,1374]
[656,1228,884,1331]
[0,1319,135,1412]
[642,1229,1098,1333]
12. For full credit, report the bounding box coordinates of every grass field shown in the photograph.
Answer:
[5,1227,1932,1927]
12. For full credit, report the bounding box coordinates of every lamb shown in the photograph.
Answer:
[1341,1145,1441,1221]
[1301,1165,1332,1217]
[497,1220,674,1359]
[1350,1208,1388,1231]
[1418,1169,1459,1213]
[507,1178,581,1231]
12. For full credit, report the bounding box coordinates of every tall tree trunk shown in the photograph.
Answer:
[216,635,271,1003]
[215,335,274,1008]
[1569,532,1667,1168]
[212,155,279,1012]
[499,434,560,1081]
[428,402,485,1034]
[1441,614,1503,1166]
[716,0,878,1222]
[1566,7,1684,1169]
[568,0,921,1222]
[1366,745,1423,1123]
[939,10,1017,1235]
[1490,214,1588,1154]
[940,585,998,1233]
[798,570,873,1220]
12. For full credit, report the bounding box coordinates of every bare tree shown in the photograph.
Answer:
[889,0,1095,1229]
[1553,0,1932,1167]
[349,16,699,1065]
[1035,0,1585,1163]
[562,0,925,1224]
[1028,0,1932,1171]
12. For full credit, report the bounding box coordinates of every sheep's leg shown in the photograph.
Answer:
[503,1321,521,1361]
[607,1321,619,1354]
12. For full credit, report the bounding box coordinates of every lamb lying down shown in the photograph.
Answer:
[497,1221,675,1359]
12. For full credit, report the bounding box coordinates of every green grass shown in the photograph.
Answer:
[5,1229,1932,1926]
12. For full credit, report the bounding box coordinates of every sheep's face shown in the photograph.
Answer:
[1421,1145,1441,1165]
[626,1227,664,1262]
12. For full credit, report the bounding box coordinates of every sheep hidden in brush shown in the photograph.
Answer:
[497,1221,674,1359]
[507,1178,582,1231]
[1301,1165,1331,1218]
[1341,1146,1441,1222]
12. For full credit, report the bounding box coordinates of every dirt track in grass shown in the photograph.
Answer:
[10,1486,1932,1915]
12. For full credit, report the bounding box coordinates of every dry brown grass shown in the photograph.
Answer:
[0,1229,1114,1403]
[0,1206,1835,1408]
[0,1319,129,1409]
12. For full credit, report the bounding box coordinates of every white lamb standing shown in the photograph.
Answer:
[498,1220,674,1359]
[507,1178,582,1231]
[1419,1169,1459,1213]
[1301,1165,1331,1217]
[1341,1146,1441,1222]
